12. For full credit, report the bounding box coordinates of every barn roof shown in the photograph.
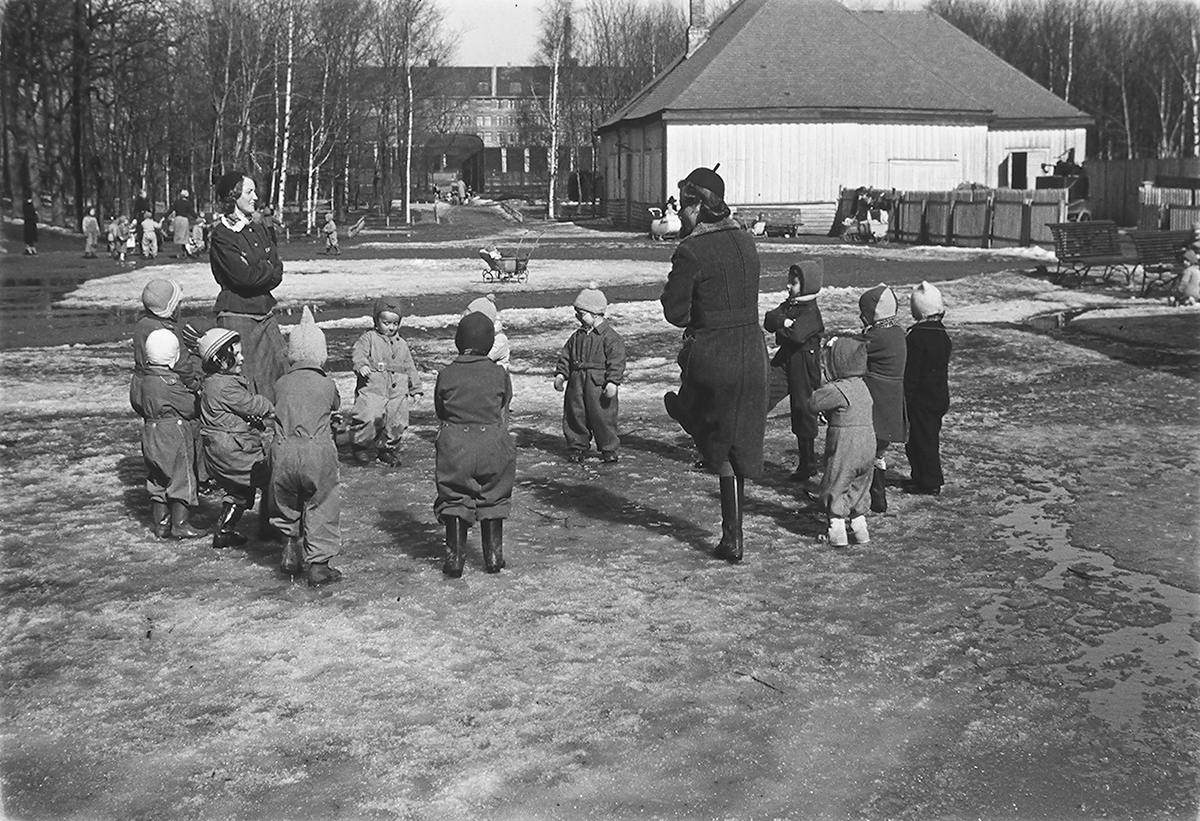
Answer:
[599,0,1090,131]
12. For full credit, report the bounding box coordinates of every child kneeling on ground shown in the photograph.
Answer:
[271,307,344,587]
[807,337,875,546]
[350,296,423,466]
[435,312,516,577]
[199,328,275,550]
[553,284,625,463]
[130,329,206,539]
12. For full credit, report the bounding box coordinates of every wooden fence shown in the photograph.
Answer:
[1087,157,1200,226]
[1137,185,1200,231]
[880,187,1066,248]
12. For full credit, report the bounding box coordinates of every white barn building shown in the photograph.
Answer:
[597,0,1091,230]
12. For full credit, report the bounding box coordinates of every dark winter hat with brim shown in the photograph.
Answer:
[455,310,495,355]
[215,171,246,202]
[373,296,403,320]
[680,165,724,200]
[789,259,824,296]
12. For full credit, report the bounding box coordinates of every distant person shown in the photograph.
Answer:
[904,281,952,496]
[169,190,195,256]
[553,285,624,464]
[322,211,340,254]
[140,211,162,259]
[455,178,467,204]
[22,197,38,255]
[133,189,150,251]
[82,207,101,258]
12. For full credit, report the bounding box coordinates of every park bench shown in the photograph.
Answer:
[1128,229,1191,297]
[1047,220,1137,286]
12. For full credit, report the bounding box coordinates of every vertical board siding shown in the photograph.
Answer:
[1088,158,1200,225]
[986,128,1086,188]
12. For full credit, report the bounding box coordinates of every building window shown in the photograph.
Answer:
[509,82,522,94]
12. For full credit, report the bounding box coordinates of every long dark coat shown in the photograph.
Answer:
[22,200,37,246]
[905,320,952,489]
[434,354,515,522]
[661,218,769,477]
[764,297,823,440]
[861,323,908,444]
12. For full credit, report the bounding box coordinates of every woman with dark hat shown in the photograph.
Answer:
[209,171,287,404]
[661,165,769,564]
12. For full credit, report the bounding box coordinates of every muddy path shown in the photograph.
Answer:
[1,267,1197,819]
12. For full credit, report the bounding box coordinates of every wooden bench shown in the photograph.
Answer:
[1047,221,1136,286]
[1128,230,1191,296]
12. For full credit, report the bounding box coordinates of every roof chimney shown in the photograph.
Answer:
[687,0,708,57]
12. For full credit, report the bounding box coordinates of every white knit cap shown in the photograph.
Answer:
[910,281,945,320]
[466,294,498,321]
[145,328,180,367]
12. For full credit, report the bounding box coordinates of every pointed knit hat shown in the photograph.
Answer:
[859,283,898,323]
[142,279,183,319]
[288,306,327,365]
[910,281,945,320]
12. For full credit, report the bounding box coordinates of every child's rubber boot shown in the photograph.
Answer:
[442,516,468,578]
[306,561,343,587]
[713,475,744,564]
[869,462,888,513]
[280,536,304,576]
[849,515,870,544]
[169,501,207,539]
[482,518,505,573]
[212,503,248,549]
[827,517,849,547]
[151,501,171,539]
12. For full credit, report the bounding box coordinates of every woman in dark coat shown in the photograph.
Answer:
[661,166,769,564]
[209,171,287,404]
[22,197,38,255]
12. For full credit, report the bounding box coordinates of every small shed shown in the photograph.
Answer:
[597,0,1092,230]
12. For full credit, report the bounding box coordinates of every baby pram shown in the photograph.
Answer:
[479,231,543,283]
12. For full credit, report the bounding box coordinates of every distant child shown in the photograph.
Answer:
[322,212,340,254]
[435,312,516,577]
[271,307,344,587]
[129,329,206,540]
[82,207,101,258]
[807,337,875,546]
[904,282,952,495]
[198,328,275,550]
[1172,220,1200,306]
[185,218,206,258]
[124,217,137,261]
[553,285,625,463]
[113,215,132,262]
[350,296,422,466]
[858,283,908,513]
[465,293,511,370]
[140,212,162,259]
[763,259,825,480]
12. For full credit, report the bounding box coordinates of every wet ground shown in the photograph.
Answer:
[1,212,1197,819]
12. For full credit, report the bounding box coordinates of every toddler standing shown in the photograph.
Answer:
[130,329,206,540]
[904,282,952,495]
[763,259,825,479]
[465,294,511,370]
[271,307,344,587]
[198,328,275,549]
[350,296,423,466]
[806,337,875,546]
[858,283,908,513]
[435,312,516,577]
[140,211,162,259]
[553,285,625,463]
[322,212,340,254]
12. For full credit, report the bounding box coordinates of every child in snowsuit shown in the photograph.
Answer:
[130,329,206,540]
[82,208,101,258]
[435,311,516,577]
[553,285,625,463]
[350,296,423,466]
[807,337,875,546]
[858,284,908,513]
[113,216,131,261]
[140,212,162,259]
[764,259,825,480]
[904,282,952,495]
[198,328,275,550]
[271,306,344,587]
[322,212,340,254]
[465,294,511,371]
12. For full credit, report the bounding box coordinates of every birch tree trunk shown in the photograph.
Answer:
[276,8,295,212]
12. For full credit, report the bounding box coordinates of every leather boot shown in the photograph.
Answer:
[791,438,816,480]
[151,501,171,538]
[257,494,280,542]
[442,516,468,578]
[713,475,744,563]
[169,501,207,539]
[482,518,505,573]
[280,535,304,575]
[212,503,247,549]
[306,561,343,587]
[870,468,888,513]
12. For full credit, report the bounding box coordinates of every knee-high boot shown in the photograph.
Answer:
[212,503,247,549]
[482,519,505,573]
[792,438,816,480]
[442,516,468,578]
[714,475,744,564]
[870,467,888,513]
[150,500,171,539]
